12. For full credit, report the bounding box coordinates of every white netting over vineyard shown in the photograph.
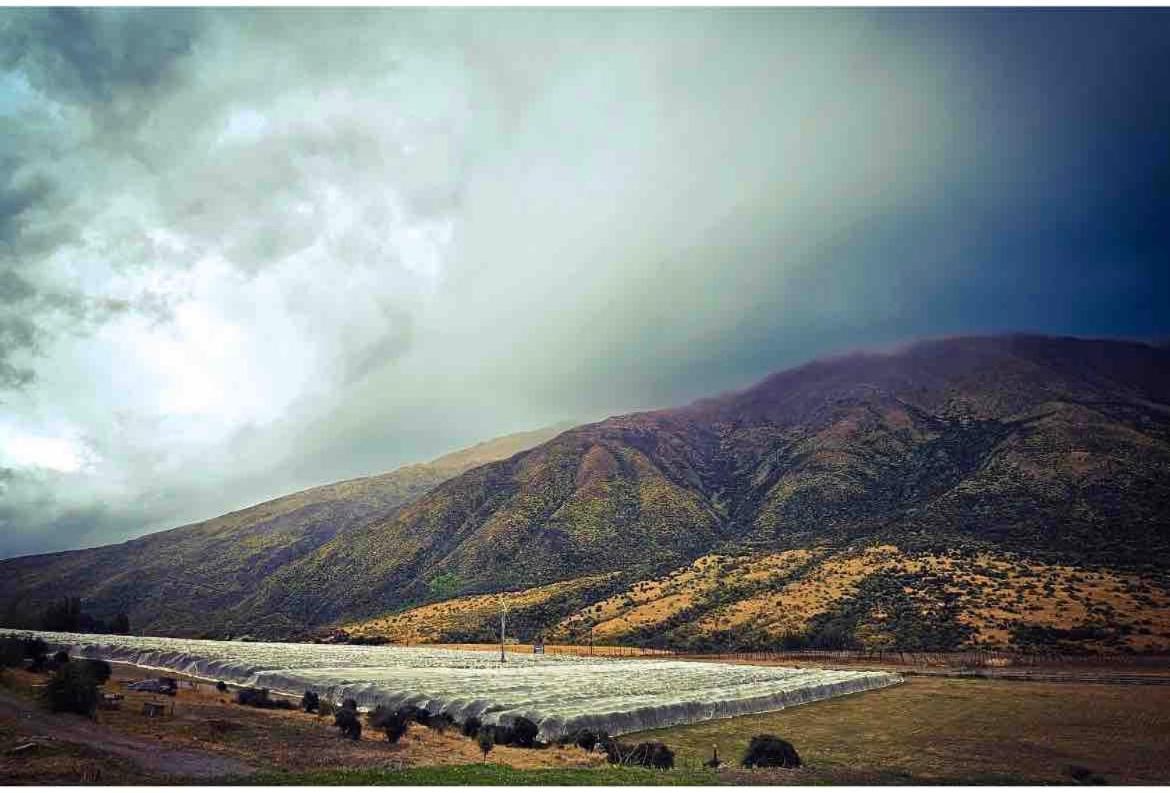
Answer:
[29,630,901,740]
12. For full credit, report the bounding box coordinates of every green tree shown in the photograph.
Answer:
[428,573,461,600]
[42,661,100,717]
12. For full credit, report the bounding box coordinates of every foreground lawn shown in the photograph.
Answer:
[245,763,719,785]
[629,675,1170,785]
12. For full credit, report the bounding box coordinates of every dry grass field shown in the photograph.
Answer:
[630,675,1170,784]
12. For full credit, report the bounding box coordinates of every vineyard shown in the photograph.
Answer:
[26,630,900,741]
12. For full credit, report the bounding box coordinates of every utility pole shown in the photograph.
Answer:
[498,595,508,663]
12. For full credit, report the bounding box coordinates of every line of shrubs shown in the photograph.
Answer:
[295,687,798,773]
[0,634,69,674]
[304,692,554,760]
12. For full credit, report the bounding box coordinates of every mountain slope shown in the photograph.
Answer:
[291,335,1170,650]
[0,422,573,636]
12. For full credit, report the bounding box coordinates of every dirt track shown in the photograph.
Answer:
[0,689,255,780]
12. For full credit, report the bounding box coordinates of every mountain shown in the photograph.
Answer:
[5,335,1170,653]
[0,422,574,637]
[328,335,1170,653]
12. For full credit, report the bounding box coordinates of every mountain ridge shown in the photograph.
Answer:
[313,334,1170,650]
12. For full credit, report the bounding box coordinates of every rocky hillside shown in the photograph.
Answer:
[0,423,573,637]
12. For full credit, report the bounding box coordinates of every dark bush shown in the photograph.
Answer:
[510,717,539,748]
[110,613,131,635]
[216,681,227,692]
[398,704,426,725]
[42,661,100,717]
[742,734,801,768]
[641,742,675,770]
[1066,765,1106,785]
[476,727,495,761]
[492,723,515,746]
[429,712,455,734]
[335,706,362,740]
[301,690,320,713]
[574,729,604,752]
[235,686,294,710]
[51,650,70,667]
[397,705,452,732]
[80,659,111,685]
[603,739,674,769]
[0,636,23,668]
[40,598,83,632]
[342,697,358,711]
[369,705,410,743]
[21,636,48,658]
[236,687,271,707]
[461,716,482,738]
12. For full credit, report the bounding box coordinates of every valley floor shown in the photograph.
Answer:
[2,661,1169,784]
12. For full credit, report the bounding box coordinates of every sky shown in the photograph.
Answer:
[1,8,1168,558]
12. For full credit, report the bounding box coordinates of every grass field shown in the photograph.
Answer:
[628,675,1170,784]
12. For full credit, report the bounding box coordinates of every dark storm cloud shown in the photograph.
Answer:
[0,8,202,396]
[0,7,200,115]
[0,8,1168,557]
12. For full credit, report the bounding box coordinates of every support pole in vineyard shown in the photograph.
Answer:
[498,595,508,663]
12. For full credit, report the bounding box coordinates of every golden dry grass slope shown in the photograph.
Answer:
[346,543,1170,653]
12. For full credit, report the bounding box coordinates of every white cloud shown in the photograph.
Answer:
[0,429,96,473]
